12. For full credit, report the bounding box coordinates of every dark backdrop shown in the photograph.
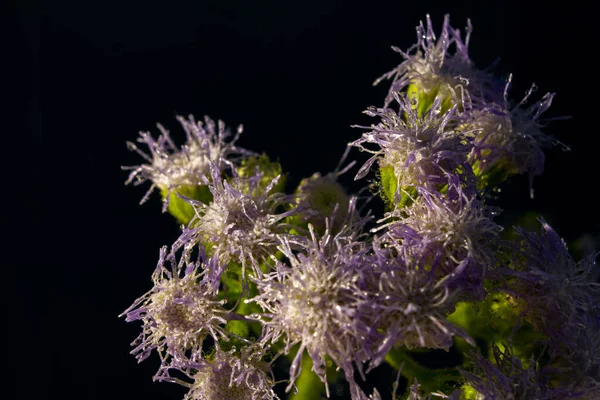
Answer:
[11,1,597,399]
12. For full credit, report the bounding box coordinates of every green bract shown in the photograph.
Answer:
[407,81,457,117]
[161,184,213,225]
[378,164,417,210]
[471,152,519,191]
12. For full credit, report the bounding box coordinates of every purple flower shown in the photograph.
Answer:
[499,220,600,391]
[365,235,474,367]
[178,347,278,400]
[123,115,253,210]
[175,164,296,282]
[248,224,373,399]
[460,77,565,194]
[119,246,230,370]
[374,14,501,110]
[377,181,502,298]
[404,378,461,400]
[294,157,359,233]
[350,92,474,195]
[459,344,583,399]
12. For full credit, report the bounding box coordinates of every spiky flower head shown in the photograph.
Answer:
[123,115,253,217]
[366,235,474,368]
[120,245,230,369]
[178,164,295,282]
[181,347,277,400]
[500,220,600,388]
[351,92,474,205]
[503,221,598,337]
[568,315,600,398]
[379,181,502,298]
[459,344,581,400]
[374,14,501,112]
[249,224,373,399]
[460,78,564,193]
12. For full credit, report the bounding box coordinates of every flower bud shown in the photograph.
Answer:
[293,172,350,234]
[235,153,286,194]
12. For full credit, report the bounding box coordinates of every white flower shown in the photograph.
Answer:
[179,164,295,281]
[183,348,277,400]
[249,224,372,399]
[120,246,229,368]
[123,115,252,209]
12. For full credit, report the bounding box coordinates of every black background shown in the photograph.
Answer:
[11,1,598,399]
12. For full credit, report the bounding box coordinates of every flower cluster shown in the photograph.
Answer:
[121,14,598,400]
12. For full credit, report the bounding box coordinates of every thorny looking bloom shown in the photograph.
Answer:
[177,348,278,400]
[178,164,296,282]
[369,13,563,196]
[570,318,600,398]
[460,76,564,194]
[351,93,474,197]
[379,182,502,298]
[459,344,583,400]
[120,246,230,369]
[123,115,252,210]
[249,224,373,400]
[374,14,501,110]
[500,220,600,390]
[365,235,474,368]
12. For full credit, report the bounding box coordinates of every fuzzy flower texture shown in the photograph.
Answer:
[121,14,598,400]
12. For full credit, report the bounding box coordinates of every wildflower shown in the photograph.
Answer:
[500,220,600,390]
[180,347,278,400]
[120,245,230,368]
[460,76,565,193]
[292,150,364,235]
[177,164,296,282]
[374,14,501,112]
[350,92,474,205]
[123,115,253,215]
[378,181,502,297]
[502,221,598,348]
[249,224,373,399]
[568,314,600,398]
[459,344,581,399]
[366,235,474,367]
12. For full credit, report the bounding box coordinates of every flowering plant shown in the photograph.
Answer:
[120,15,599,400]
